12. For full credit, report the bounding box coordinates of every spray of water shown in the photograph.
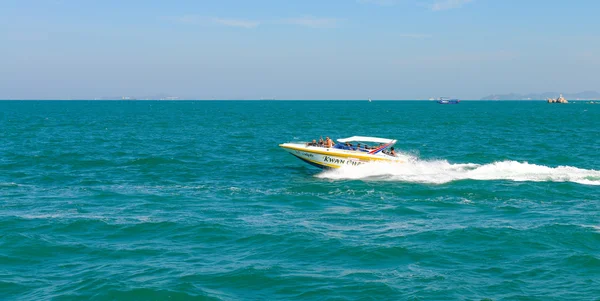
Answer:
[317,156,600,185]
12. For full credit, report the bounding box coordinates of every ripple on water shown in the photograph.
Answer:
[1,101,599,300]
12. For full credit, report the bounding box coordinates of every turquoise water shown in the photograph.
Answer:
[1,100,599,300]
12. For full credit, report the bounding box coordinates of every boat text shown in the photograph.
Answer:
[323,156,362,166]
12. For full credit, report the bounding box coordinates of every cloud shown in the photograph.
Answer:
[162,15,259,28]
[161,15,200,25]
[398,33,432,38]
[356,0,399,6]
[211,17,260,29]
[429,0,473,11]
[359,0,473,11]
[278,16,343,28]
[394,50,518,65]
[163,15,340,29]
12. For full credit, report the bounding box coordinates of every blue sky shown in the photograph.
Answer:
[1,0,599,99]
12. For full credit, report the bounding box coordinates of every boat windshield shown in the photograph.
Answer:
[303,136,397,155]
[333,141,395,155]
[333,143,369,152]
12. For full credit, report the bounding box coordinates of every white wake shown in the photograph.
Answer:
[317,158,600,185]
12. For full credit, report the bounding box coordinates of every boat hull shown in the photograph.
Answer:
[279,143,400,169]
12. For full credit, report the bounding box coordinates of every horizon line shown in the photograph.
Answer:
[1,99,592,101]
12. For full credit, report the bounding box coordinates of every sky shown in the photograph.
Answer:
[1,0,599,100]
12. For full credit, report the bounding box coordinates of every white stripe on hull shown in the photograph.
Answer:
[290,149,366,168]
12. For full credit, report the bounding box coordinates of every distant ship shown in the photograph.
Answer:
[437,97,460,104]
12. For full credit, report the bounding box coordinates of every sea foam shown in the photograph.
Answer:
[317,157,600,185]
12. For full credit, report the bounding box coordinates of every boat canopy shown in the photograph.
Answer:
[337,136,396,144]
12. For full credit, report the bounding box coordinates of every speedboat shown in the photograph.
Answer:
[437,97,460,104]
[279,136,405,169]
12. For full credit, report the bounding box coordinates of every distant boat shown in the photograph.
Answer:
[437,97,460,104]
[368,98,372,103]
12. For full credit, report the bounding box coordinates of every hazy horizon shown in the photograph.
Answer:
[2,0,599,100]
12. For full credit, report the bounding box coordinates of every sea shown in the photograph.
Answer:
[1,100,599,300]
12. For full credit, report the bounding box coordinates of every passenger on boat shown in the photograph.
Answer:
[318,137,324,147]
[306,139,317,146]
[325,137,334,148]
[390,147,397,157]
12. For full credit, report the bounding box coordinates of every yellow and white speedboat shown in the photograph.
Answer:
[279,136,405,169]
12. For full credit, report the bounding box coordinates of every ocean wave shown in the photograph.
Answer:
[124,156,186,166]
[16,213,156,226]
[317,160,600,185]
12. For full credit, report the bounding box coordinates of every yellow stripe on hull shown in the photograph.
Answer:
[279,144,392,162]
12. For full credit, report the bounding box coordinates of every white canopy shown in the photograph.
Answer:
[337,136,396,144]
